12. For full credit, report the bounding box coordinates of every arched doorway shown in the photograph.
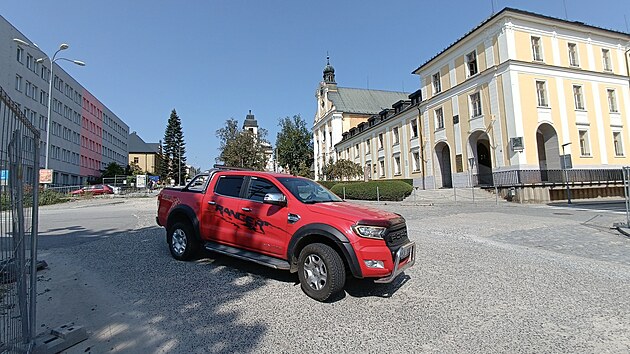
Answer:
[435,142,452,188]
[536,123,560,182]
[476,140,493,185]
[468,131,494,186]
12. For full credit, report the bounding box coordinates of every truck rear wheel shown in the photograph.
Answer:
[298,243,346,301]
[167,221,199,261]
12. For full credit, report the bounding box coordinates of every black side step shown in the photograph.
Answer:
[204,241,291,270]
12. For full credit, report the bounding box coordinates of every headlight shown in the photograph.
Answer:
[352,225,386,239]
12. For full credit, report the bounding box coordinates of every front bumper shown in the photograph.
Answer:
[374,241,416,283]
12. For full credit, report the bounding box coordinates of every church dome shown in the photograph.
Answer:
[323,62,335,74]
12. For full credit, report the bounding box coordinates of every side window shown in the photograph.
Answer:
[247,177,281,202]
[214,176,244,198]
[187,175,208,191]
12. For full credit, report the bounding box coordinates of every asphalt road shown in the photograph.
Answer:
[35,197,630,353]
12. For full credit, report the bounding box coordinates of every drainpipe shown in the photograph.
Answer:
[416,105,426,190]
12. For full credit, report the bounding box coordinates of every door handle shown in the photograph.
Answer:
[208,201,216,205]
[241,207,251,212]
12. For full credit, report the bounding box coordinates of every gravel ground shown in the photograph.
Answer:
[36,198,630,353]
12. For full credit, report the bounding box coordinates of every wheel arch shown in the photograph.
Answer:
[166,205,201,241]
[287,223,363,278]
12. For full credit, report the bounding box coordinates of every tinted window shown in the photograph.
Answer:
[247,177,281,202]
[214,176,244,197]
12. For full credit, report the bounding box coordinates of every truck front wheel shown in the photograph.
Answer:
[298,243,346,301]
[167,221,199,261]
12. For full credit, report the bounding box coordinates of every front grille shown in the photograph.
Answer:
[383,224,409,250]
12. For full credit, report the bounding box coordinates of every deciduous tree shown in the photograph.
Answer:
[276,115,313,176]
[216,118,269,170]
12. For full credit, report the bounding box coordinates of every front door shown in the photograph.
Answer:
[238,176,289,257]
[200,174,245,246]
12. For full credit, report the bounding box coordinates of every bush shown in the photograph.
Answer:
[330,180,413,201]
[39,189,66,206]
[318,181,339,190]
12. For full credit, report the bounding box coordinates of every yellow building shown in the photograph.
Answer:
[314,57,408,180]
[128,132,161,175]
[335,7,630,200]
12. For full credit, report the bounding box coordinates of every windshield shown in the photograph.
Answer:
[277,177,343,204]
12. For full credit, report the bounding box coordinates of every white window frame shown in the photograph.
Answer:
[568,43,580,67]
[536,80,548,107]
[379,159,385,177]
[393,155,401,175]
[16,47,24,63]
[378,133,384,150]
[578,129,591,156]
[531,36,543,61]
[393,126,399,145]
[15,75,22,92]
[602,49,612,72]
[365,139,371,154]
[573,85,585,110]
[410,119,418,139]
[465,50,478,77]
[355,144,360,158]
[435,107,444,130]
[432,72,441,94]
[470,92,482,118]
[607,89,618,113]
[412,151,421,172]
[613,131,624,157]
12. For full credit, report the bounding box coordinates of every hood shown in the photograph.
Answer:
[306,202,403,226]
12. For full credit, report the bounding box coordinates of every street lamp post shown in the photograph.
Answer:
[12,39,85,172]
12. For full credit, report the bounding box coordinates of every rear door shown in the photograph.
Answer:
[200,174,245,246]
[237,176,290,257]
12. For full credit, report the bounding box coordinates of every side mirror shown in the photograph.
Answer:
[263,193,287,207]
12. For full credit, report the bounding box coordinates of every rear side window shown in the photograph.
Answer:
[214,176,244,197]
[247,177,281,202]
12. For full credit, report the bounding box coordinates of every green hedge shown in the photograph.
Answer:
[0,189,67,209]
[319,179,413,191]
[330,180,413,201]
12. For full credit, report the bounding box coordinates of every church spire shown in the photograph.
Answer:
[323,54,336,84]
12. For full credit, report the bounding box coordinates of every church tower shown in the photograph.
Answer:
[242,110,258,136]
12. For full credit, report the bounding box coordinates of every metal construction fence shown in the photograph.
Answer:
[0,86,40,352]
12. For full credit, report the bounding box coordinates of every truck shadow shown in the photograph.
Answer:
[343,274,411,299]
[196,249,410,302]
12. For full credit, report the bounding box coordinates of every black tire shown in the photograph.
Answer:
[167,221,199,261]
[297,243,346,301]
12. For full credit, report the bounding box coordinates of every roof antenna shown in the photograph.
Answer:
[562,0,568,20]
[490,0,495,14]
[367,75,370,89]
[625,14,629,33]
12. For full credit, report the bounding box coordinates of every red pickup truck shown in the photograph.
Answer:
[156,169,415,301]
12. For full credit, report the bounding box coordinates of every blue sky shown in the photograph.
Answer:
[1,0,628,170]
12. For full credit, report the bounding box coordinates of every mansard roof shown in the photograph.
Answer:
[328,87,408,115]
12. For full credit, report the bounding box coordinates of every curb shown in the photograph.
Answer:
[613,223,630,237]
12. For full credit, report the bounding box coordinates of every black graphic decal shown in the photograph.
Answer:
[215,204,271,233]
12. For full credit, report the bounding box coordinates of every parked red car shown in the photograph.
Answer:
[70,184,113,196]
